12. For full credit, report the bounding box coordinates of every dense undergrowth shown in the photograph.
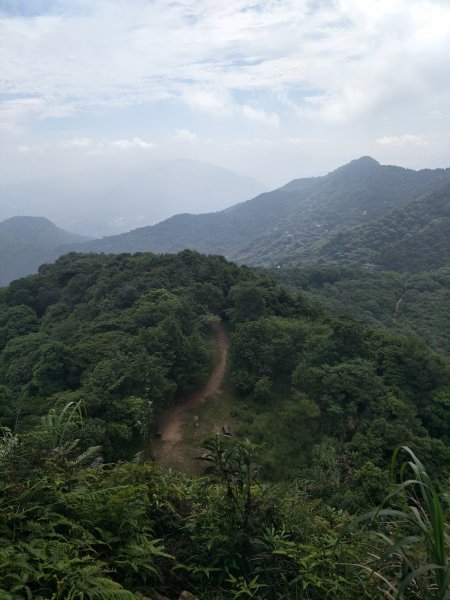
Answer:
[1,410,448,599]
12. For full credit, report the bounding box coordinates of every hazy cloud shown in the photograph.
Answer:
[60,137,94,149]
[110,137,155,151]
[240,105,279,126]
[376,134,431,147]
[172,129,199,143]
[2,0,450,124]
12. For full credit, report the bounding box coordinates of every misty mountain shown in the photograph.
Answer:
[3,157,450,286]
[0,217,88,286]
[0,159,265,237]
[69,157,450,268]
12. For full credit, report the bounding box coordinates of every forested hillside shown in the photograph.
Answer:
[257,175,450,360]
[298,183,450,271]
[64,157,450,267]
[0,251,449,598]
[268,265,450,357]
[0,251,245,458]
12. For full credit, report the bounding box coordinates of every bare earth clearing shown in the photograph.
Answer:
[154,321,230,470]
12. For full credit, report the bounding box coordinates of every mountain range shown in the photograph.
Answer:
[301,183,450,272]
[65,156,450,270]
[1,156,450,286]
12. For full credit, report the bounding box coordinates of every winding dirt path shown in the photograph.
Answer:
[155,321,229,462]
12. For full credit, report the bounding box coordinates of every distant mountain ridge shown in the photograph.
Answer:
[67,157,450,269]
[0,217,88,286]
[0,159,266,237]
[2,157,450,286]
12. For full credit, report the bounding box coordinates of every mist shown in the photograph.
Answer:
[0,156,265,237]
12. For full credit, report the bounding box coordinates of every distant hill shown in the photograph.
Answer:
[0,217,87,286]
[0,159,266,237]
[69,157,450,268]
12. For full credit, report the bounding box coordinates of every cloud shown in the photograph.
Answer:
[172,129,198,143]
[60,136,93,149]
[1,0,450,186]
[17,137,156,155]
[182,89,233,117]
[240,105,279,126]
[110,137,155,151]
[231,135,330,150]
[376,134,431,147]
[1,0,449,128]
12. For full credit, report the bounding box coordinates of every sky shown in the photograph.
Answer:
[1,0,450,188]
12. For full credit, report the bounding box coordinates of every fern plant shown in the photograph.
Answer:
[37,401,84,449]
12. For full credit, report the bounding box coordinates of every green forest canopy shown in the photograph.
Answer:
[0,251,449,599]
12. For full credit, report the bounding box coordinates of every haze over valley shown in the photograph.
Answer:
[0,158,265,237]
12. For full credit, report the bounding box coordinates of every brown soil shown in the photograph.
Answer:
[155,321,229,465]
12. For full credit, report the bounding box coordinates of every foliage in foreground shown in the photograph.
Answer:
[0,406,449,599]
[353,446,450,600]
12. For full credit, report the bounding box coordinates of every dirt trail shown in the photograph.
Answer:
[155,321,229,461]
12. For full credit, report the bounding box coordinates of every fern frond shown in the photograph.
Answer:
[73,446,103,467]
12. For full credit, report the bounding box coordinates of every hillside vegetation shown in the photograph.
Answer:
[268,265,450,356]
[0,251,448,477]
[0,251,449,598]
[299,183,450,271]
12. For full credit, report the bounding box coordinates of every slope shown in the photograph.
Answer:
[0,250,448,484]
[0,216,88,286]
[301,183,450,271]
[269,264,450,356]
[68,157,450,265]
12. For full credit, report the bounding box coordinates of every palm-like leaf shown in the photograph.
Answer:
[353,446,450,599]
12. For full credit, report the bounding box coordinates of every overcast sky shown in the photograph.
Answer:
[1,0,450,187]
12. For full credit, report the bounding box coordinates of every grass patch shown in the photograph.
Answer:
[156,387,243,476]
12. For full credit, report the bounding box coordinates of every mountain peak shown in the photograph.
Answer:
[339,156,380,170]
[329,156,381,180]
[0,215,57,232]
[0,215,87,245]
[352,156,379,166]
